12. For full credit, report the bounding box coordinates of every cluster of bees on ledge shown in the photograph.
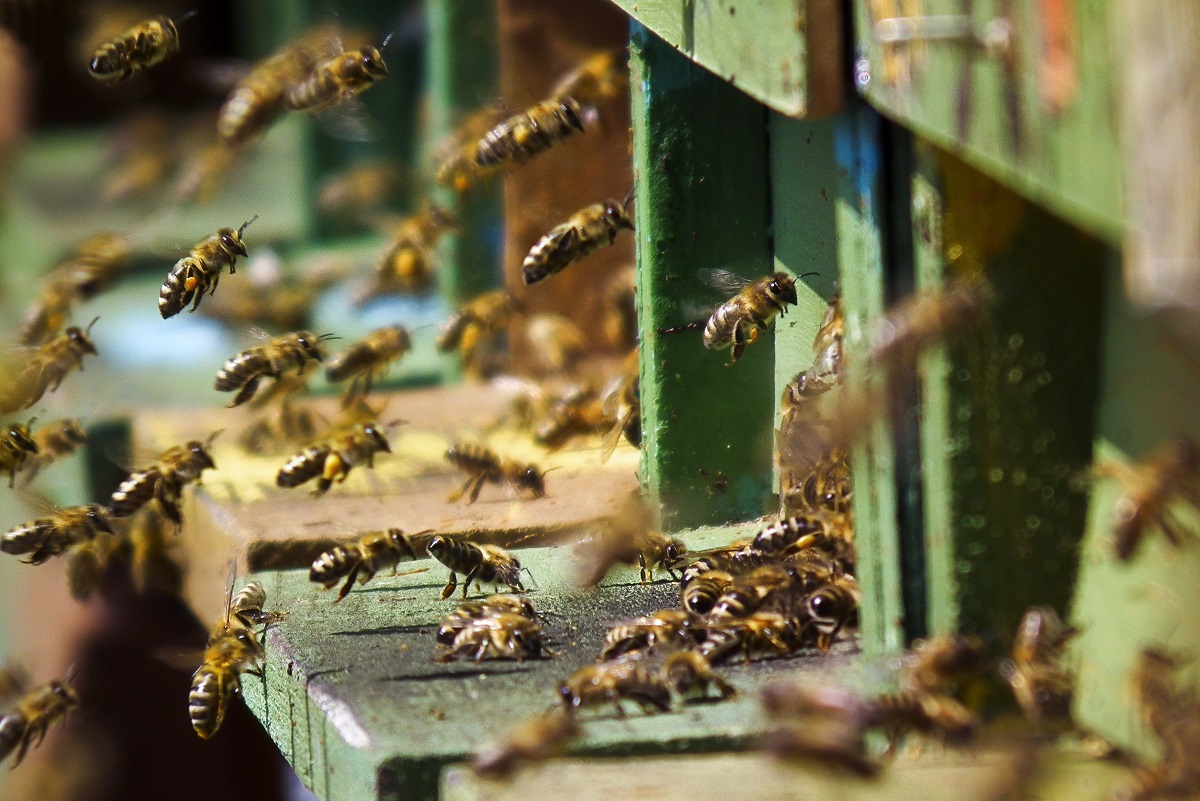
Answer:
[0,10,1196,801]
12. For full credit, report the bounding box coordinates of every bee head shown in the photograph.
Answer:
[604,200,634,230]
[363,424,391,453]
[807,586,856,625]
[86,505,114,534]
[386,528,417,559]
[435,624,458,646]
[49,680,79,707]
[360,47,388,79]
[8,423,37,454]
[66,322,99,355]
[518,465,546,497]
[426,535,448,559]
[218,228,249,258]
[662,538,688,568]
[188,440,217,470]
[768,273,798,306]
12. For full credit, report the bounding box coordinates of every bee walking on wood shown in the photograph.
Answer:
[276,421,392,496]
[437,595,539,645]
[521,198,633,285]
[444,444,547,504]
[573,491,685,586]
[325,325,412,405]
[1096,437,1200,561]
[600,609,701,661]
[108,434,218,525]
[0,672,79,767]
[436,612,551,662]
[426,536,525,599]
[18,419,87,486]
[662,651,736,703]
[309,528,421,601]
[284,43,388,112]
[2,504,114,565]
[87,12,192,83]
[558,660,672,718]
[159,217,257,319]
[474,96,591,171]
[214,330,335,408]
[0,420,38,488]
[0,319,100,414]
[189,579,268,739]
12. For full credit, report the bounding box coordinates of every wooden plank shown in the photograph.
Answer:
[913,145,1106,640]
[630,22,777,530]
[853,0,1122,242]
[606,0,845,118]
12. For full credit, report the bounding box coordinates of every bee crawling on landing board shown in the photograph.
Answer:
[108,433,219,526]
[558,660,672,718]
[436,612,552,662]
[214,330,336,407]
[444,443,548,504]
[276,421,392,496]
[188,578,269,739]
[437,594,539,645]
[159,217,257,319]
[309,528,425,602]
[87,11,194,83]
[521,197,633,286]
[426,536,525,600]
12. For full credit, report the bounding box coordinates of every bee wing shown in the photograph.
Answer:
[151,646,208,673]
[13,486,59,517]
[0,664,30,705]
[696,267,752,295]
[316,99,379,143]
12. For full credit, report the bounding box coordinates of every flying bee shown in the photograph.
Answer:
[284,43,388,112]
[437,594,539,645]
[57,233,130,300]
[869,278,991,368]
[309,528,421,602]
[521,198,633,286]
[436,290,521,377]
[0,675,79,767]
[474,96,592,171]
[159,217,257,319]
[19,419,86,486]
[427,536,525,599]
[804,573,861,653]
[868,690,977,756]
[444,443,547,504]
[317,160,404,220]
[558,660,672,718]
[64,530,123,601]
[433,104,509,194]
[762,721,880,778]
[2,504,114,565]
[599,350,642,463]
[534,395,610,452]
[572,491,686,587]
[436,612,552,662]
[1096,437,1200,561]
[214,330,335,408]
[358,205,456,302]
[1003,607,1076,722]
[701,271,799,365]
[108,434,218,526]
[472,710,580,778]
[0,419,38,488]
[549,50,629,106]
[18,278,75,347]
[276,421,392,496]
[662,651,736,703]
[901,634,989,696]
[325,325,412,405]
[171,141,245,205]
[600,609,702,661]
[680,570,734,615]
[0,318,100,414]
[87,12,190,83]
[522,314,587,376]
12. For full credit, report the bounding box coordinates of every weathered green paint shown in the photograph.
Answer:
[916,147,1105,642]
[239,523,862,801]
[426,0,503,303]
[630,23,778,530]
[853,0,1122,243]
[608,0,844,118]
[1070,256,1200,758]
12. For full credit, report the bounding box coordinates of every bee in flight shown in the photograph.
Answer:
[0,318,100,414]
[284,38,389,113]
[214,330,336,408]
[444,443,548,504]
[19,232,129,345]
[1,503,114,565]
[522,198,633,285]
[107,434,218,526]
[433,104,508,194]
[474,96,592,172]
[159,217,257,319]
[426,536,525,599]
[0,419,38,488]
[87,11,194,83]
[0,669,79,767]
[189,578,269,739]
[435,290,521,378]
[472,710,580,778]
[325,325,412,406]
[358,205,456,302]
[309,528,423,602]
[549,50,629,107]
[317,160,404,221]
[688,270,801,365]
[1096,437,1200,561]
[276,421,392,496]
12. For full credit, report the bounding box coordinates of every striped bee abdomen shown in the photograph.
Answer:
[474,98,587,169]
[108,468,161,517]
[1,520,50,556]
[214,350,269,391]
[188,666,226,740]
[276,445,329,488]
[309,545,356,586]
[159,258,198,319]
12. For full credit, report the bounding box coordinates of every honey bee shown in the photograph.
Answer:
[317,160,404,220]
[0,318,100,414]
[602,266,637,350]
[1096,438,1200,561]
[762,721,879,778]
[275,421,392,496]
[662,651,736,702]
[325,325,412,404]
[433,105,508,194]
[437,594,539,645]
[869,690,977,755]
[700,611,801,664]
[188,586,267,739]
[522,314,587,376]
[1118,647,1200,801]
[172,141,245,205]
[0,419,38,488]
[599,350,642,463]
[574,491,686,586]
[1003,607,1076,721]
[284,42,388,112]
[427,536,525,599]
[18,419,87,486]
[57,233,130,300]
[600,609,701,661]
[0,674,79,766]
[1,504,114,564]
[436,612,551,662]
[751,515,833,555]
[436,290,521,377]
[107,434,218,526]
[779,291,844,423]
[358,205,456,302]
[804,573,861,653]
[708,565,798,621]
[558,659,672,717]
[309,528,420,601]
[869,279,991,368]
[472,710,580,777]
[214,330,335,407]
[444,443,547,504]
[474,96,591,171]
[782,458,853,517]
[18,278,76,348]
[680,570,734,615]
[532,393,610,452]
[236,395,325,454]
[127,507,182,596]
[87,12,190,83]
[521,199,633,286]
[64,529,123,601]
[549,50,629,106]
[701,271,798,365]
[901,634,989,696]
[159,218,257,319]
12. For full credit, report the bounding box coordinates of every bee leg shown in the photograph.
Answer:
[466,474,487,504]
[440,573,458,600]
[448,476,473,502]
[335,564,362,602]
[229,376,264,408]
[607,691,627,719]
[1158,512,1190,547]
[462,566,481,599]
[210,272,220,295]
[637,554,649,583]
[474,639,489,662]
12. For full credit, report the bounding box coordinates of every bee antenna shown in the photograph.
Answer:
[520,566,540,591]
[25,416,37,429]
[85,316,100,335]
[620,187,635,211]
[797,272,819,280]
[317,333,341,343]
[541,466,565,474]
[238,215,260,237]
[64,663,80,684]
[205,429,224,448]
[175,9,199,25]
[385,418,409,430]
